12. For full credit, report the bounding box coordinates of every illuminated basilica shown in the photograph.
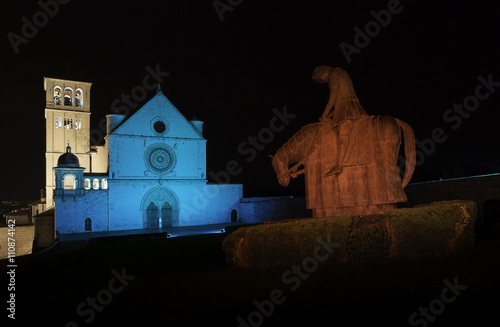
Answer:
[41,78,243,233]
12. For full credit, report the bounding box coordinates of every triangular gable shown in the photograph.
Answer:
[111,92,203,139]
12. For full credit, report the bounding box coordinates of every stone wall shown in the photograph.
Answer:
[237,174,500,226]
[205,184,243,224]
[35,215,55,246]
[402,173,500,226]
[239,196,312,224]
[0,225,35,260]
[91,144,109,173]
[55,189,109,233]
[107,180,243,229]
[5,212,32,225]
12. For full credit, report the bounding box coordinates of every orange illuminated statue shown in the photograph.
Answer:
[271,66,416,217]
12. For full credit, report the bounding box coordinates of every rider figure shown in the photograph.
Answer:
[312,66,368,175]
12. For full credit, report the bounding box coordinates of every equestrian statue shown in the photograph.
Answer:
[271,66,416,217]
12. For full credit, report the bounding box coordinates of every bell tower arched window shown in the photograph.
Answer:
[54,86,62,105]
[75,88,83,107]
[64,87,73,106]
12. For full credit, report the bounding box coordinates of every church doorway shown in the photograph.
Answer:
[147,202,159,229]
[161,202,173,227]
[141,187,180,229]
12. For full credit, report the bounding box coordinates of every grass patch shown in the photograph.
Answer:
[222,201,477,268]
[222,216,353,268]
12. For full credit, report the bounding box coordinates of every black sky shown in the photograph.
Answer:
[1,0,499,201]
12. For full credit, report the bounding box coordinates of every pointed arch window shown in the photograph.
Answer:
[84,178,91,190]
[64,87,73,106]
[101,178,108,190]
[161,202,173,227]
[147,202,159,229]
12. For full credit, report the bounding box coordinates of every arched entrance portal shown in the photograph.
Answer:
[146,201,173,228]
[141,187,179,229]
[231,209,238,223]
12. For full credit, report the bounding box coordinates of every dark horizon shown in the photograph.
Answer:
[1,0,500,201]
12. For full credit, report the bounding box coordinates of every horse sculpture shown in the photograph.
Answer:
[271,67,416,217]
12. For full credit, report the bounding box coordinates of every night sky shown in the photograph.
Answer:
[1,0,499,201]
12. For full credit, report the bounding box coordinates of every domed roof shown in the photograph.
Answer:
[57,145,80,168]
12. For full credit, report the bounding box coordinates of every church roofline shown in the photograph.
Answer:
[109,91,205,140]
[6,209,32,216]
[34,207,55,217]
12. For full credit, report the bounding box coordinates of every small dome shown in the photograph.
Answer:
[57,145,80,168]
[190,115,203,136]
[190,115,202,122]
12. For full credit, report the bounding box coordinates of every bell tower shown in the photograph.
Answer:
[44,77,92,208]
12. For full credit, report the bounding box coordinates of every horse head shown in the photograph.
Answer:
[270,154,290,187]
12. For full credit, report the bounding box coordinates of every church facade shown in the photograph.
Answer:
[44,77,243,234]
